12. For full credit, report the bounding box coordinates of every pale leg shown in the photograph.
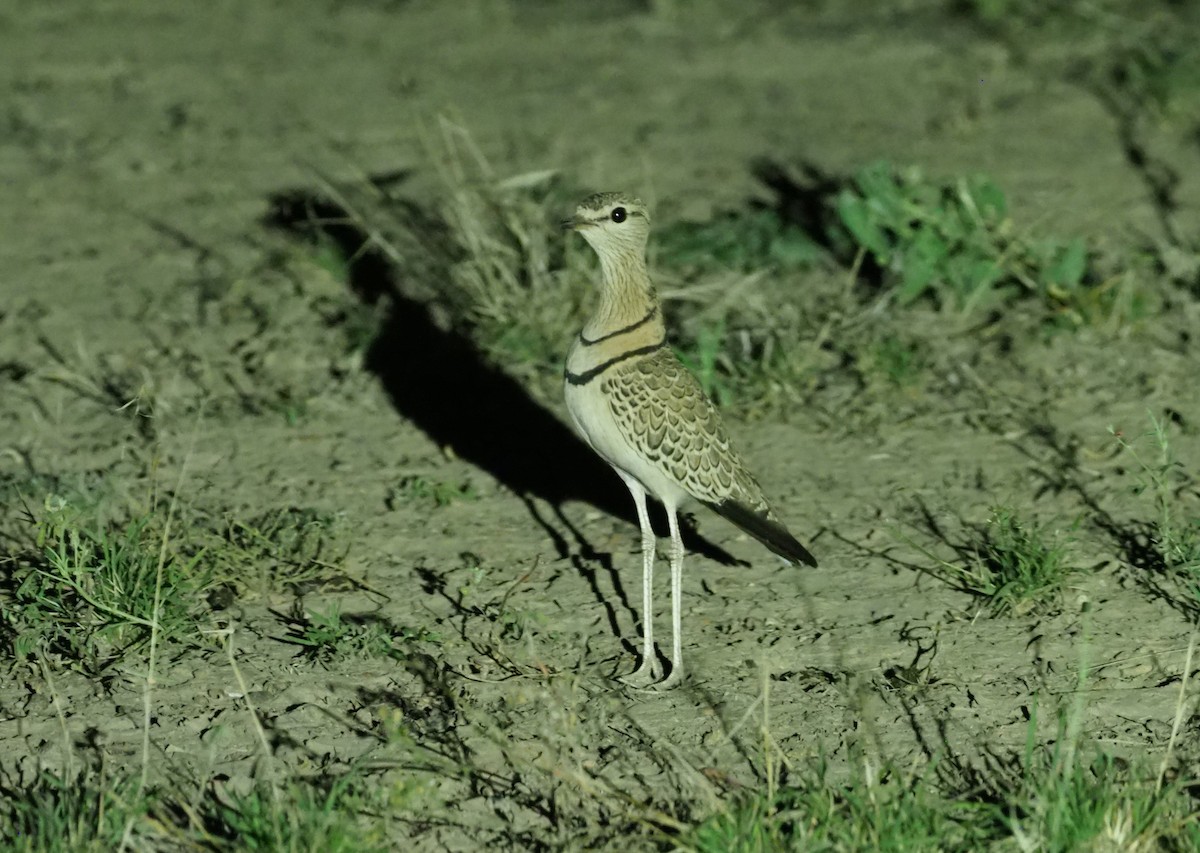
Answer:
[657,505,686,688]
[619,476,661,686]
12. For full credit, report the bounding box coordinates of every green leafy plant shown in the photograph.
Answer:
[831,161,1121,323]
[956,0,1200,124]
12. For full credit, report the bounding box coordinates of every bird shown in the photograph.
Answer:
[562,191,817,688]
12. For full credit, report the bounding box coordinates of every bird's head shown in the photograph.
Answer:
[562,192,651,258]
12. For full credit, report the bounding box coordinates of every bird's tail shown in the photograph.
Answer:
[705,500,817,567]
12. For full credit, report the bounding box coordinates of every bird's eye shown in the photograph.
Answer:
[610,207,627,223]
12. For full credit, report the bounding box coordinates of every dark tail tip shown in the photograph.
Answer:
[705,500,818,567]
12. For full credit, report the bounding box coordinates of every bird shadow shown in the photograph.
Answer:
[262,176,740,630]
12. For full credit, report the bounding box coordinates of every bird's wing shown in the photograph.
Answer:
[603,347,818,567]
[601,347,771,512]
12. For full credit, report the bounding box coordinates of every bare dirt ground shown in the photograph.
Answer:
[2,1,1200,849]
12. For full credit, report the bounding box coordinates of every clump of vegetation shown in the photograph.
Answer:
[685,758,986,851]
[1099,20,1200,125]
[673,320,737,408]
[655,208,821,276]
[831,161,1136,325]
[389,474,479,509]
[0,490,215,673]
[869,334,928,389]
[0,769,156,852]
[206,777,383,853]
[908,505,1079,616]
[951,0,1200,294]
[302,239,389,359]
[953,0,1200,122]
[430,120,590,397]
[281,603,438,664]
[205,505,351,598]
[0,766,384,852]
[1114,414,1200,612]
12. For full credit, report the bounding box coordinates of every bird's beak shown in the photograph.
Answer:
[561,215,586,232]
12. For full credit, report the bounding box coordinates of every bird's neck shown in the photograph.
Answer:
[581,251,664,345]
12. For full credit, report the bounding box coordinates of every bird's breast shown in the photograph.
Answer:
[564,356,690,508]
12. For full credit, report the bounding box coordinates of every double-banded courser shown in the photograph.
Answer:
[563,192,817,688]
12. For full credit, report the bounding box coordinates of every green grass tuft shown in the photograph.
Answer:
[909,505,1079,616]
[207,778,384,852]
[681,711,1200,851]
[280,603,439,664]
[685,761,987,851]
[0,491,215,673]
[1114,414,1200,612]
[204,506,351,599]
[868,334,927,389]
[674,320,736,408]
[0,770,153,853]
[389,474,479,509]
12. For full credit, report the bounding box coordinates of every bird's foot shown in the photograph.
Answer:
[652,665,685,690]
[619,658,662,689]
[620,661,687,690]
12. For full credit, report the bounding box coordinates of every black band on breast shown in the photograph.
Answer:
[577,306,659,346]
[564,338,667,386]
